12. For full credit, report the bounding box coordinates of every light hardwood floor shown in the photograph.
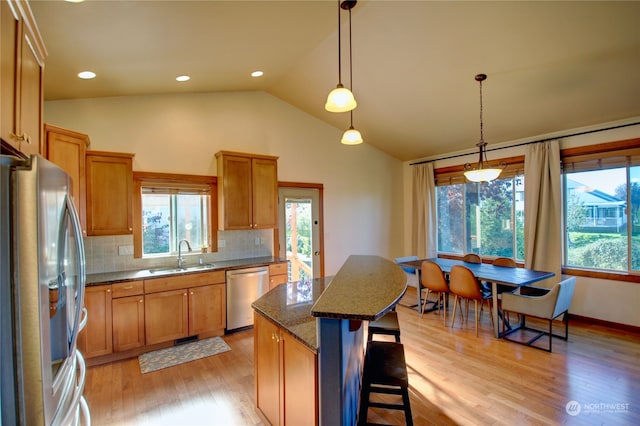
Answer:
[84,288,640,425]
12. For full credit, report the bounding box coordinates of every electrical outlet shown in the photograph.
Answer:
[118,245,134,256]
[255,237,260,246]
[218,239,226,248]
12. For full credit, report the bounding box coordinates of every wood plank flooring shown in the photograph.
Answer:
[84,288,640,425]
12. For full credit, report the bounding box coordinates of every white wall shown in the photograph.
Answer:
[44,91,404,276]
[402,119,640,327]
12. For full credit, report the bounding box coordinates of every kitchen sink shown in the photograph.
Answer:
[146,263,217,274]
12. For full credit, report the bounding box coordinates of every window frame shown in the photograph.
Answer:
[133,171,217,259]
[561,138,640,283]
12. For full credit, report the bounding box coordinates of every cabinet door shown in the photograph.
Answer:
[78,285,113,358]
[86,151,133,235]
[112,295,145,352]
[1,1,18,148]
[189,284,225,335]
[252,157,278,229]
[44,125,88,234]
[255,313,282,425]
[16,18,44,157]
[282,330,318,426]
[144,289,188,345]
[218,154,252,230]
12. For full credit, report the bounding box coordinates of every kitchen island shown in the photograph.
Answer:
[252,255,407,426]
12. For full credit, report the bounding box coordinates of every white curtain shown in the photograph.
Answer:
[524,140,562,284]
[412,163,437,258]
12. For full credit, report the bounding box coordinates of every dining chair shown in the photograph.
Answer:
[492,257,518,294]
[420,261,449,323]
[500,276,576,352]
[448,265,493,336]
[462,253,482,264]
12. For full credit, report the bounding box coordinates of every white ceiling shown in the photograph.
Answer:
[30,0,640,161]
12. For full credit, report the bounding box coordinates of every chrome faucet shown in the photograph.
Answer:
[177,239,192,268]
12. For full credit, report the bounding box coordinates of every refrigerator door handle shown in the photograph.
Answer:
[57,350,88,426]
[65,195,86,351]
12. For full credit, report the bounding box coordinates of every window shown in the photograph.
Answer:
[562,141,640,274]
[435,160,525,261]
[133,172,216,258]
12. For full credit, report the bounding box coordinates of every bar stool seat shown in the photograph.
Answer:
[367,311,401,342]
[358,341,413,426]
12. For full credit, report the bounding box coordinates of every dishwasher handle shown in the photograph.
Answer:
[227,268,269,279]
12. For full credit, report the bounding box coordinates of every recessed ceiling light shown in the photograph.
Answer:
[251,71,264,78]
[65,0,85,3]
[77,71,96,79]
[176,75,190,82]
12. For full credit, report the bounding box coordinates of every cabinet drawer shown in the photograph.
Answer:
[269,262,288,276]
[112,280,144,298]
[144,270,225,293]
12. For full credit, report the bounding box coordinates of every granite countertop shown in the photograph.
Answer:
[252,277,332,352]
[86,256,287,285]
[251,255,408,352]
[311,255,407,321]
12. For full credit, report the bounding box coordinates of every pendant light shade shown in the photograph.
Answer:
[326,84,357,112]
[341,116,363,145]
[325,1,357,113]
[464,74,502,182]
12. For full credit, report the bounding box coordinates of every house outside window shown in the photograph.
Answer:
[563,165,639,273]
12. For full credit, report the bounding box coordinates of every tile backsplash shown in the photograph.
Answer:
[84,229,274,274]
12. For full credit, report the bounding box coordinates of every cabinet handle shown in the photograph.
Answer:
[123,285,133,290]
[139,299,143,303]
[183,293,187,296]
[190,291,194,295]
[106,289,111,293]
[10,133,31,144]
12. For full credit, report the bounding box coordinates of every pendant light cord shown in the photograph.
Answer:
[337,0,342,85]
[348,4,354,126]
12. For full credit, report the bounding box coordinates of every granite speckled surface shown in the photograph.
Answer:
[252,255,407,351]
[252,277,332,352]
[311,255,407,321]
[86,256,286,286]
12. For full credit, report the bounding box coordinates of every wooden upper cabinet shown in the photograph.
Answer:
[86,151,134,236]
[44,124,90,235]
[216,151,278,230]
[1,0,47,156]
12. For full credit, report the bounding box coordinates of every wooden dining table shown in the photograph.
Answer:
[398,257,555,337]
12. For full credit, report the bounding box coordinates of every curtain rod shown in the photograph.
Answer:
[409,121,640,166]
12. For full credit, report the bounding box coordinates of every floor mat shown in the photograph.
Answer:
[138,336,231,374]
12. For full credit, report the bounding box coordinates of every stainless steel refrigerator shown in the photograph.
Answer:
[1,154,90,425]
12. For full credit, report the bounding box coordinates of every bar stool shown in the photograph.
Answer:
[358,341,413,425]
[367,311,401,342]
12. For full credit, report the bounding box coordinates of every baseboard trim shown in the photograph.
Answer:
[569,314,640,334]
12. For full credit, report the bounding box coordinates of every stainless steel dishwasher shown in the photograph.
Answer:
[226,266,270,331]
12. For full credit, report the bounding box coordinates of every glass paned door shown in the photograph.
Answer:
[278,188,321,280]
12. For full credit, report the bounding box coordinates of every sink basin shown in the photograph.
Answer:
[146,263,217,274]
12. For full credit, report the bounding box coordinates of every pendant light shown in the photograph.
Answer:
[325,1,357,113]
[464,74,502,182]
[341,1,362,145]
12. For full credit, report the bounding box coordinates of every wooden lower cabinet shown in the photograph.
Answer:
[79,285,113,358]
[189,284,226,335]
[112,295,145,352]
[112,280,145,352]
[269,261,289,290]
[144,272,226,345]
[145,289,189,345]
[254,312,318,426]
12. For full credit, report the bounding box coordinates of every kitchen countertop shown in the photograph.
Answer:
[252,277,331,352]
[251,255,408,352]
[86,256,287,286]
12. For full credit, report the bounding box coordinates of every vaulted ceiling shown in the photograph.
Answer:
[30,0,640,161]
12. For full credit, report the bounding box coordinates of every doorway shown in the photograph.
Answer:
[278,184,323,280]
